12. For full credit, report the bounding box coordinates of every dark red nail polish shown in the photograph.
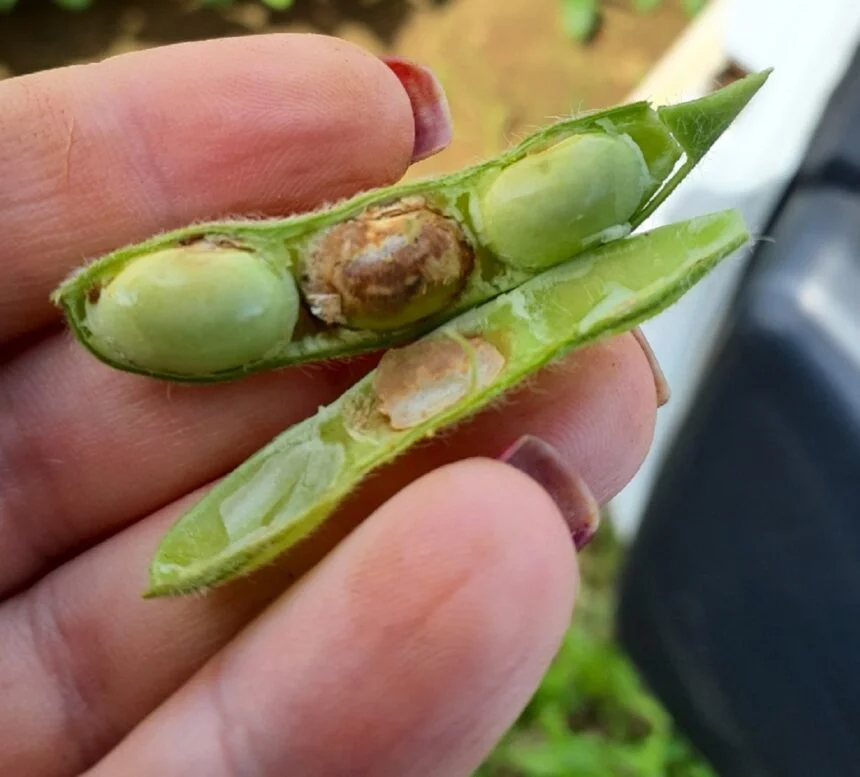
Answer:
[499,435,601,550]
[382,55,453,163]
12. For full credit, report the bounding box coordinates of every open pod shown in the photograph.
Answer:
[53,70,771,383]
[145,208,751,596]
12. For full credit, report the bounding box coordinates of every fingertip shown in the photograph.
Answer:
[381,55,453,163]
[87,32,421,205]
[502,333,659,502]
[356,456,581,624]
[246,458,579,775]
[90,453,582,777]
[0,33,422,341]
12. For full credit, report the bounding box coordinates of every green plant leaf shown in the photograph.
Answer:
[633,0,663,12]
[682,0,708,16]
[561,0,600,42]
[53,0,93,9]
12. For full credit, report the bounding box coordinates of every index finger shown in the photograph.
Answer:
[0,33,420,344]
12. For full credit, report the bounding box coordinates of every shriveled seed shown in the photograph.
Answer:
[300,197,474,331]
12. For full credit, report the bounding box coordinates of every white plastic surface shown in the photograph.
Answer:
[609,0,860,538]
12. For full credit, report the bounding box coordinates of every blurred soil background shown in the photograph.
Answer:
[0,0,690,179]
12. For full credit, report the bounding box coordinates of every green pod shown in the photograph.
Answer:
[145,208,751,597]
[52,70,771,383]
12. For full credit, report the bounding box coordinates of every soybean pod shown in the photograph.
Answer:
[146,208,750,597]
[52,70,770,383]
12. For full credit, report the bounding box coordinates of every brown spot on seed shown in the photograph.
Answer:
[300,197,474,331]
[373,335,506,430]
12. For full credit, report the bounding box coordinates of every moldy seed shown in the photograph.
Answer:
[299,197,475,331]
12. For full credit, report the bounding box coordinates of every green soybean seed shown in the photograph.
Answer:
[145,208,750,597]
[476,132,650,270]
[51,70,771,383]
[85,242,300,375]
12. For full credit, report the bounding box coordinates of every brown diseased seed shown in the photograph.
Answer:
[299,197,475,331]
[373,335,506,430]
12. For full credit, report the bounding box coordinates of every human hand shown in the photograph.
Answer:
[0,33,661,777]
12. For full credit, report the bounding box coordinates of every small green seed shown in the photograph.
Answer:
[84,243,299,376]
[477,132,651,271]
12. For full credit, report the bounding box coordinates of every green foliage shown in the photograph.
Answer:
[1,0,705,43]
[633,0,664,12]
[475,523,718,777]
[0,0,295,11]
[682,0,707,14]
[560,0,601,43]
[194,0,296,8]
[562,0,709,42]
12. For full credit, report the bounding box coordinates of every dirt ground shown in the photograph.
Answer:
[0,0,691,176]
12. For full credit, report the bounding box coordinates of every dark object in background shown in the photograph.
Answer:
[616,43,860,777]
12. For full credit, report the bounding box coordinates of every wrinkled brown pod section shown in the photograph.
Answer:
[299,196,475,331]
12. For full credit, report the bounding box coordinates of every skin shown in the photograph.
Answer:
[0,33,658,777]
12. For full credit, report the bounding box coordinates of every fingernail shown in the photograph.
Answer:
[382,55,453,163]
[499,435,601,550]
[631,327,670,407]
